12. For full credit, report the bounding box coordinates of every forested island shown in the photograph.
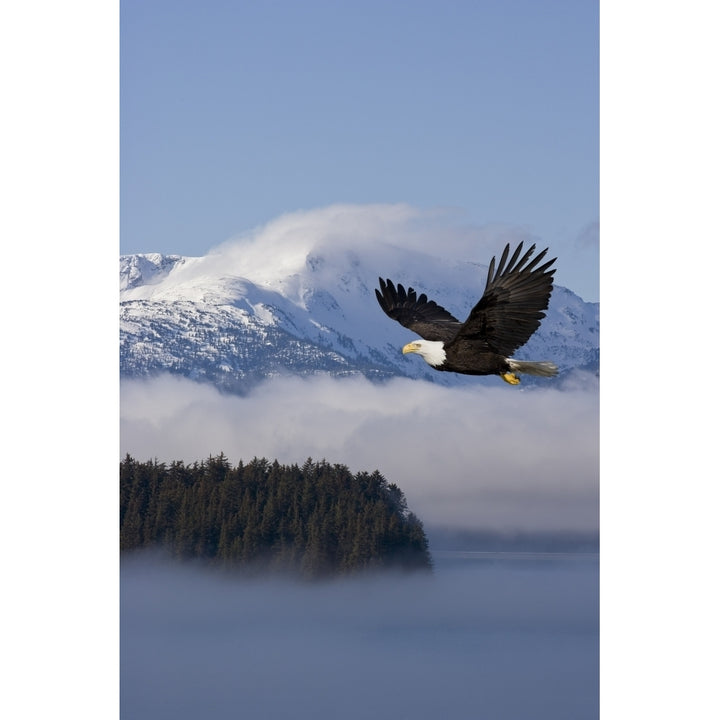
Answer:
[120,454,432,578]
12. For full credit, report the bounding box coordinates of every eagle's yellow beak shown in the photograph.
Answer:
[402,342,419,355]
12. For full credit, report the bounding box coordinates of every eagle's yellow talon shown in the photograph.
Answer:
[501,372,521,385]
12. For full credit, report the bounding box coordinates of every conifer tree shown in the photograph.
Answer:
[120,455,432,577]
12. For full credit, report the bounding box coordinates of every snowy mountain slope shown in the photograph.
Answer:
[120,253,187,292]
[120,237,599,394]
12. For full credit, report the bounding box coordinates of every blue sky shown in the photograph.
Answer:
[121,0,599,299]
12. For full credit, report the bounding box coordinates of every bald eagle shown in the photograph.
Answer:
[375,242,558,385]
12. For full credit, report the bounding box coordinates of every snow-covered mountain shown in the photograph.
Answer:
[120,230,598,394]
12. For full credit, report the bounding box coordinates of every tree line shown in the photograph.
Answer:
[120,454,432,578]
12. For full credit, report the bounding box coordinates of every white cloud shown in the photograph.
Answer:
[122,203,598,310]
[120,373,598,533]
[576,220,600,250]
[195,204,549,290]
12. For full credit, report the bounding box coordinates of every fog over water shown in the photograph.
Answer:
[121,553,599,720]
[120,374,599,533]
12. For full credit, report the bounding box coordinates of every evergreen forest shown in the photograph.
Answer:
[120,454,432,579]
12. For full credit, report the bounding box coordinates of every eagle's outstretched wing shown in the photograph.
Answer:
[449,242,556,356]
[375,278,462,343]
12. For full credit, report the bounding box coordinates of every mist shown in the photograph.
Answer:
[177,203,598,302]
[120,373,598,533]
[121,552,598,720]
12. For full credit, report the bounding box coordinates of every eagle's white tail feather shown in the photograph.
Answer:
[507,360,558,377]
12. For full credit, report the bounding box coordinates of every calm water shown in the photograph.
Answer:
[121,551,599,720]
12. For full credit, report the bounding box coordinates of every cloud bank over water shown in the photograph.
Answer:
[121,553,599,720]
[120,374,598,533]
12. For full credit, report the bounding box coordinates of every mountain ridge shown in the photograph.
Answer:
[120,241,599,394]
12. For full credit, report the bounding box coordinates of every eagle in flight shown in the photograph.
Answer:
[375,242,558,385]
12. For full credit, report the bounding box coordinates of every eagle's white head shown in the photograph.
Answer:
[402,339,446,368]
